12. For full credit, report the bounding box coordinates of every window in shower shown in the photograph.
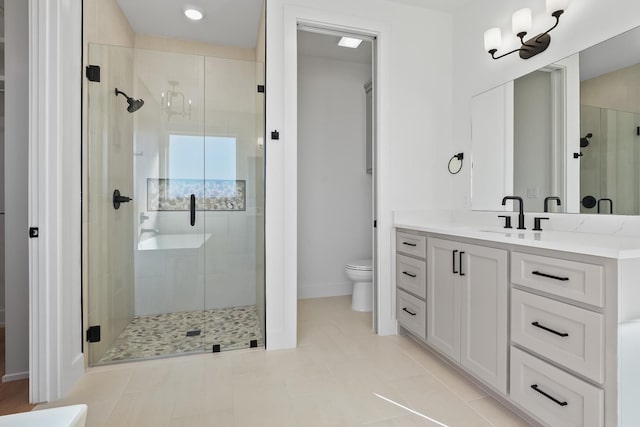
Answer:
[168,135,238,180]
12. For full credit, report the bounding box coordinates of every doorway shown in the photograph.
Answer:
[295,27,377,331]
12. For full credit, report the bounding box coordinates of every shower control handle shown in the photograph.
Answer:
[112,189,132,210]
[190,194,196,226]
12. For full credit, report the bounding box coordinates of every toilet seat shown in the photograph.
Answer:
[345,259,372,271]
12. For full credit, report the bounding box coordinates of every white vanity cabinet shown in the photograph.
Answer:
[396,230,427,340]
[427,237,508,395]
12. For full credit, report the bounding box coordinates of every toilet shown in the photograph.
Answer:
[345,259,373,312]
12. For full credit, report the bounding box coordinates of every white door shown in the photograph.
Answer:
[427,238,460,361]
[459,243,508,394]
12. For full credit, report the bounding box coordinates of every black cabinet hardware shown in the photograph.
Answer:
[498,215,512,229]
[532,271,569,281]
[113,189,132,209]
[402,271,417,278]
[530,384,568,406]
[459,251,465,276]
[190,194,196,226]
[597,198,613,214]
[402,308,416,316]
[29,227,39,238]
[452,250,458,274]
[402,242,417,247]
[531,321,569,337]
[533,217,549,231]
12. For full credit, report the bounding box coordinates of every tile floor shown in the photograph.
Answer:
[98,305,264,364]
[36,296,532,427]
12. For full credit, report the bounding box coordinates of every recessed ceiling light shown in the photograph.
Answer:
[184,8,204,21]
[338,37,363,48]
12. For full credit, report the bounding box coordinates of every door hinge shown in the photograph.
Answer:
[86,326,101,343]
[29,227,39,238]
[86,65,101,82]
[257,85,265,93]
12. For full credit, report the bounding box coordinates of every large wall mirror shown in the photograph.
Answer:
[472,25,640,215]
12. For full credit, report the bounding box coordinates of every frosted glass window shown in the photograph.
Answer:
[168,135,237,180]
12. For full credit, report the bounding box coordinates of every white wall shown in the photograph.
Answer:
[297,52,372,299]
[266,0,453,348]
[4,0,29,381]
[452,0,640,211]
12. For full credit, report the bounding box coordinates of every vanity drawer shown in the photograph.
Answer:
[396,254,426,298]
[397,289,426,340]
[511,289,605,383]
[511,252,605,307]
[511,347,603,427]
[396,231,426,259]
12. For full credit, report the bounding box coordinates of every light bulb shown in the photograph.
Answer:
[484,27,502,52]
[512,8,532,37]
[547,0,569,15]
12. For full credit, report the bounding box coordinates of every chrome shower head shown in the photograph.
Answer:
[115,88,144,113]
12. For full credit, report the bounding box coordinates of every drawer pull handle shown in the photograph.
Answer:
[459,251,465,276]
[402,307,417,316]
[403,242,417,247]
[531,321,569,337]
[531,384,568,407]
[532,271,569,281]
[452,250,459,274]
[402,271,417,278]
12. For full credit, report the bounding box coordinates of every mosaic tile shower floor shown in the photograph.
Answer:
[97,305,264,364]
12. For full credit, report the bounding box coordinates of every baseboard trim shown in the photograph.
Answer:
[3,371,29,383]
[298,282,352,299]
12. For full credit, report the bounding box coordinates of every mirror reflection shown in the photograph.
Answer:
[472,25,640,215]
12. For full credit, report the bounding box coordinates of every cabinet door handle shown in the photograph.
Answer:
[402,242,417,247]
[402,271,417,278]
[532,271,569,281]
[531,321,569,337]
[402,307,416,316]
[452,250,458,274]
[530,384,568,406]
[459,251,465,276]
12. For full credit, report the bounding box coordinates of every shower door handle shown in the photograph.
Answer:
[190,194,196,226]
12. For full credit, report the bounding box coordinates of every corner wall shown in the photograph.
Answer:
[4,0,29,381]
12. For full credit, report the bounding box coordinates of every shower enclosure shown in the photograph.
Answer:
[580,105,640,215]
[87,44,265,365]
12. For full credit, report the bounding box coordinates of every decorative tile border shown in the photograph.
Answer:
[147,178,246,211]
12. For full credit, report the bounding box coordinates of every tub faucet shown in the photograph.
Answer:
[140,228,159,235]
[502,196,526,230]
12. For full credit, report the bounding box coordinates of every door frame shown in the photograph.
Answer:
[266,5,394,350]
[28,0,85,402]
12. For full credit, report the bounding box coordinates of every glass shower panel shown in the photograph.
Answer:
[87,44,136,365]
[202,56,265,351]
[131,48,208,358]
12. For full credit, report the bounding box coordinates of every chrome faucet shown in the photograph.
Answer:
[544,196,561,213]
[502,196,526,230]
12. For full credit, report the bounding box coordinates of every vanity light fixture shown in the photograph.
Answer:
[338,37,363,48]
[484,0,569,60]
[184,8,204,21]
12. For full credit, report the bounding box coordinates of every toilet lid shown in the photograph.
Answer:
[346,259,372,271]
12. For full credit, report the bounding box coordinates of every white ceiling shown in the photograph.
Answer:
[580,26,640,81]
[297,31,372,65]
[387,0,473,13]
[116,0,263,48]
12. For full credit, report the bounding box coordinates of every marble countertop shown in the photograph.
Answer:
[394,211,640,259]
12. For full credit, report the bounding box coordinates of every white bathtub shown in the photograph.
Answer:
[137,233,211,251]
